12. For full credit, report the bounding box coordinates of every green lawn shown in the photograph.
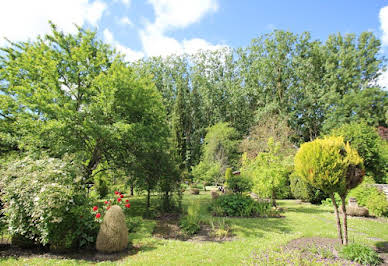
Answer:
[1,192,387,265]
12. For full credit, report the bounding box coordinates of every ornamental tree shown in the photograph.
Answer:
[294,136,364,245]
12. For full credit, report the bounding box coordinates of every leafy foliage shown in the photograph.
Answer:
[210,194,275,217]
[0,23,168,185]
[289,172,329,204]
[294,136,364,196]
[340,243,381,265]
[331,122,388,183]
[179,201,201,235]
[241,138,291,206]
[191,161,221,186]
[0,155,98,249]
[225,174,253,194]
[348,176,388,217]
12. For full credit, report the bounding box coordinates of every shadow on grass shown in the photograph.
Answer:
[376,241,388,253]
[286,206,331,215]
[0,242,159,263]
[231,216,291,238]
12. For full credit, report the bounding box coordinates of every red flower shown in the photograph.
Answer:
[125,199,129,203]
[96,213,101,218]
[92,206,98,211]
[104,201,108,204]
[120,194,124,198]
[117,198,121,202]
[125,203,131,208]
[115,191,119,195]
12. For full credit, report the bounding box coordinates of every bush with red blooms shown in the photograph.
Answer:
[92,191,131,222]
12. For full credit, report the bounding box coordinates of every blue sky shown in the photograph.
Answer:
[1,0,388,84]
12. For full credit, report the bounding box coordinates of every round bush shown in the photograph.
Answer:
[0,156,98,249]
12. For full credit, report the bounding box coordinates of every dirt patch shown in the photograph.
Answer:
[152,217,234,242]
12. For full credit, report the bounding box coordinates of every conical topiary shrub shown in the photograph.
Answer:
[96,205,128,253]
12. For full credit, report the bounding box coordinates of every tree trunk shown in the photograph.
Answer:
[130,184,134,196]
[331,193,343,244]
[340,195,348,245]
[147,188,151,209]
[84,144,102,182]
[271,191,277,207]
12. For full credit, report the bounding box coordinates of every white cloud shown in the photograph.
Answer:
[182,38,226,54]
[379,5,388,46]
[148,0,218,32]
[119,17,134,27]
[0,0,106,46]
[114,0,131,7]
[103,28,144,61]
[140,0,225,57]
[121,0,131,7]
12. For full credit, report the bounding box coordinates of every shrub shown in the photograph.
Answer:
[339,243,381,265]
[94,175,109,199]
[290,172,329,204]
[210,194,274,217]
[126,216,143,233]
[179,202,201,235]
[226,174,253,194]
[96,205,128,253]
[349,176,388,217]
[0,155,98,249]
[331,122,388,183]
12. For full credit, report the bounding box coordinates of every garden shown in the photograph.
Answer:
[0,23,387,265]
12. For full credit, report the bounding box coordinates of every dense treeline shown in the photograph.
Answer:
[138,30,388,172]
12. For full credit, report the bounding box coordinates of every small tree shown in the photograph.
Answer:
[241,138,290,206]
[191,161,222,187]
[294,136,364,245]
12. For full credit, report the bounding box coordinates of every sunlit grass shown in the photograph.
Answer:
[1,191,387,265]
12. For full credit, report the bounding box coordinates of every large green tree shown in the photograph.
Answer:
[0,23,168,183]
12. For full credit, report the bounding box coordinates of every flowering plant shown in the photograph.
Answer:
[92,191,131,222]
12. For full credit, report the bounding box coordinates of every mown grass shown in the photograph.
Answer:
[1,191,387,265]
